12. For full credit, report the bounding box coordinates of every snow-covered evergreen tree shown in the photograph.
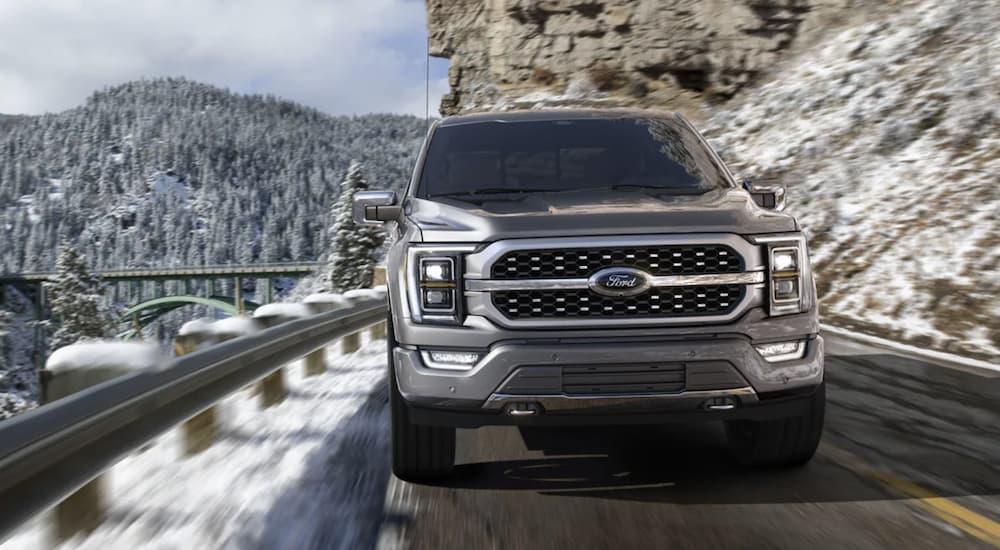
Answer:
[325,161,383,292]
[0,309,12,376]
[0,78,427,272]
[0,309,33,420]
[46,243,113,351]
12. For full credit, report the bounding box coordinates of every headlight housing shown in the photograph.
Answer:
[749,234,813,316]
[407,245,475,324]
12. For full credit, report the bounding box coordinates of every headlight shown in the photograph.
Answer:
[407,245,475,324]
[420,258,454,282]
[750,234,812,316]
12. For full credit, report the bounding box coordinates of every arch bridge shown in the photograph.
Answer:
[0,262,323,365]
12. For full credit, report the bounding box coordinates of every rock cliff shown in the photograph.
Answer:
[428,0,863,115]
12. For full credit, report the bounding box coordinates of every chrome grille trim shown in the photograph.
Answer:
[463,234,764,327]
[466,271,764,292]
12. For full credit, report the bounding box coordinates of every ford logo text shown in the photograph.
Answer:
[588,268,651,297]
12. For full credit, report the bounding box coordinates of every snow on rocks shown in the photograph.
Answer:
[46,342,166,373]
[704,0,1000,359]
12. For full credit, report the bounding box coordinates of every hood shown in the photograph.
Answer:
[405,188,798,243]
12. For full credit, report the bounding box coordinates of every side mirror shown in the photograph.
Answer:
[742,180,787,211]
[353,191,400,225]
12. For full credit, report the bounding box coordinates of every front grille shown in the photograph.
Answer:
[492,245,742,279]
[494,285,744,319]
[562,364,686,394]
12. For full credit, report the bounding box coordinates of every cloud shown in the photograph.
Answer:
[0,0,448,116]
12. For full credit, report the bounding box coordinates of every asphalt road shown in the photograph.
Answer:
[391,335,1000,550]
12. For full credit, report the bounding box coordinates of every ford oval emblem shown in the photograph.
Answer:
[588,267,651,297]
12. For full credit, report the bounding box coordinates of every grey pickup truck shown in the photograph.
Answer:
[354,109,824,480]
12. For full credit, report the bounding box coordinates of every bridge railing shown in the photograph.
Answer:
[0,294,388,543]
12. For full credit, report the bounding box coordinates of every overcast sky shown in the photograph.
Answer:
[0,0,449,117]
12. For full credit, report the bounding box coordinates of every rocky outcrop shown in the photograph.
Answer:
[428,0,862,115]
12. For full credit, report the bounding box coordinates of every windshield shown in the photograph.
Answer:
[417,116,731,199]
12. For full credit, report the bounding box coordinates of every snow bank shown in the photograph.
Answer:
[46,342,165,373]
[252,303,312,319]
[1,340,390,549]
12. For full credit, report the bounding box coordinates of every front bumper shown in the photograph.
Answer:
[394,334,824,426]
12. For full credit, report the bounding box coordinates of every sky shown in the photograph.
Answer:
[0,0,450,117]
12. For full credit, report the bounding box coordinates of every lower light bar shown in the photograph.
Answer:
[420,350,483,371]
[755,340,807,363]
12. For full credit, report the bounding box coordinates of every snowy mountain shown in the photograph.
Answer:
[705,0,999,360]
[0,78,429,273]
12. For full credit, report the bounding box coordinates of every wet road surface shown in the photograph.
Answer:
[392,335,1000,549]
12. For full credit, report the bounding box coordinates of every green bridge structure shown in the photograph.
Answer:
[0,262,323,367]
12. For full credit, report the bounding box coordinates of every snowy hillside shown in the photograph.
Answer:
[705,0,999,360]
[0,78,428,272]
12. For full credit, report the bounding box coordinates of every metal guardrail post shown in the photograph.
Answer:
[302,295,348,376]
[42,343,161,544]
[368,268,388,340]
[175,321,218,456]
[341,289,375,353]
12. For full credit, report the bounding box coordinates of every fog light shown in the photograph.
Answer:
[755,341,807,363]
[421,350,483,370]
[773,278,799,301]
[422,288,453,310]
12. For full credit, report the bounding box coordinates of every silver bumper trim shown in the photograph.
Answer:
[482,387,758,411]
[466,271,764,292]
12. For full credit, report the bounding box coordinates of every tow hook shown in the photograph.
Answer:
[505,402,542,416]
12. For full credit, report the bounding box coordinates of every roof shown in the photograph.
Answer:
[438,108,685,127]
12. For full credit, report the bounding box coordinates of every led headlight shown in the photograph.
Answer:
[771,248,799,273]
[422,288,453,309]
[407,245,475,325]
[421,258,453,282]
[420,350,483,371]
[750,235,811,316]
[755,340,807,362]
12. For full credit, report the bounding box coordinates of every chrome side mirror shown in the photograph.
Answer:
[353,191,400,225]
[742,180,787,211]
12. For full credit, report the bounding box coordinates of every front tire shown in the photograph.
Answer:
[387,318,455,481]
[724,383,825,467]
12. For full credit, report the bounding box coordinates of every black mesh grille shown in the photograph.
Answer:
[492,245,742,279]
[562,364,686,394]
[494,285,744,319]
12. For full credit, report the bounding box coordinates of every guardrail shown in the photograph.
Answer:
[0,296,387,542]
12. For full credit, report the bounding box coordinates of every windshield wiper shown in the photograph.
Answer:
[431,188,563,198]
[600,184,710,195]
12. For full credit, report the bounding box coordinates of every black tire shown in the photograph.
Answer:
[724,383,825,468]
[387,317,455,481]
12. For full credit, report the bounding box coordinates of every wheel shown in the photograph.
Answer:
[725,383,825,467]
[387,316,455,481]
